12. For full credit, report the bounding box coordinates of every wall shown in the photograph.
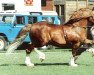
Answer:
[42,0,54,11]
[65,1,87,21]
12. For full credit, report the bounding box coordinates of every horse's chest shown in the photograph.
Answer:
[65,29,81,42]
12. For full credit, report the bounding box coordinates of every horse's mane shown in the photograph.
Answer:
[64,8,93,25]
[64,18,81,25]
[70,8,93,20]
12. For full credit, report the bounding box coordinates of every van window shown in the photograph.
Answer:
[42,17,55,23]
[16,16,25,24]
[1,15,13,23]
[28,16,37,24]
[0,15,3,22]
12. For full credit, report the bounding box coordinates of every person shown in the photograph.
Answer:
[86,26,94,54]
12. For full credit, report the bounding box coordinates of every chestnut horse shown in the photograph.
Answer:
[6,8,94,67]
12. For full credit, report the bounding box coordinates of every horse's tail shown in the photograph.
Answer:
[6,24,32,54]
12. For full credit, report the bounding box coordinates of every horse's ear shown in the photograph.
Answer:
[88,16,94,23]
[92,11,94,19]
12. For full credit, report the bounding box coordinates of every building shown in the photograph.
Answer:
[54,0,89,21]
[54,0,65,22]
[88,0,94,10]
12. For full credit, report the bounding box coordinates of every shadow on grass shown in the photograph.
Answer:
[0,64,9,66]
[35,62,69,66]
[0,64,26,66]
[0,63,91,67]
[19,63,69,66]
[0,63,69,66]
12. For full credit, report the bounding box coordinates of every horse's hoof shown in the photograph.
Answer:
[26,63,35,67]
[40,58,44,62]
[69,64,78,67]
[39,53,45,62]
[25,61,34,67]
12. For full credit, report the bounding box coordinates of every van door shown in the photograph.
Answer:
[8,15,26,41]
[0,15,16,41]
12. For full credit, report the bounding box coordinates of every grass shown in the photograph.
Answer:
[0,49,94,75]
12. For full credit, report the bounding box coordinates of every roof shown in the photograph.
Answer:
[42,11,58,16]
[0,10,30,15]
[0,10,58,16]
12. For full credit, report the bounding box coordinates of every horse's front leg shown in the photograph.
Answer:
[69,43,80,67]
[25,44,35,67]
[25,44,45,67]
[69,55,79,67]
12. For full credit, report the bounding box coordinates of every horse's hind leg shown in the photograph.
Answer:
[34,48,45,62]
[25,43,45,67]
[25,44,35,67]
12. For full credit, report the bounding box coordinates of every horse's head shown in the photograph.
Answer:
[89,11,94,24]
[87,16,94,24]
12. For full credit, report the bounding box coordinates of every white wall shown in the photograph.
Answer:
[0,0,41,12]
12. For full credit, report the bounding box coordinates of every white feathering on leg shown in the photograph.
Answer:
[34,48,45,62]
[69,56,78,67]
[25,55,34,67]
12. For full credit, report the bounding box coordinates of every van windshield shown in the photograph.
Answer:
[0,15,13,23]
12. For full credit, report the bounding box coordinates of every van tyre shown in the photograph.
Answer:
[47,45,55,50]
[0,36,7,51]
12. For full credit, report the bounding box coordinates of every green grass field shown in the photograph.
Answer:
[0,49,94,75]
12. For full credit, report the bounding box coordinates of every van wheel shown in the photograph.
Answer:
[0,36,7,51]
[47,45,55,50]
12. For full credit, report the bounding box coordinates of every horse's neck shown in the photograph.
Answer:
[64,18,88,27]
[72,18,88,27]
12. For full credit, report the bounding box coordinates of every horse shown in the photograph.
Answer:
[6,8,94,67]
